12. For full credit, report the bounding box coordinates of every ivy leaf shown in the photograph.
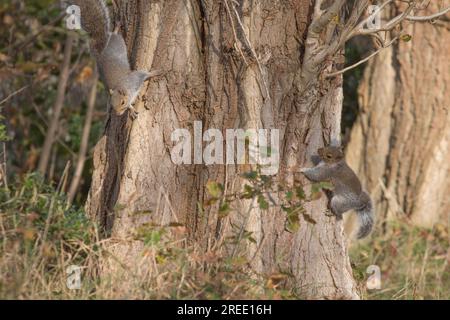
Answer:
[311,182,333,200]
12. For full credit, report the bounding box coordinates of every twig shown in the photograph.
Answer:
[230,197,256,259]
[8,13,65,53]
[406,5,450,21]
[37,33,75,175]
[0,86,29,106]
[325,36,399,78]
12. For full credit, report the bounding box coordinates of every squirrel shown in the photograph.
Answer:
[65,0,157,118]
[300,146,374,239]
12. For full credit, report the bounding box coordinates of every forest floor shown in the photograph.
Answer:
[0,174,448,300]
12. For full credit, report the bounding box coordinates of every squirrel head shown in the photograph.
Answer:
[110,89,128,115]
[318,146,344,163]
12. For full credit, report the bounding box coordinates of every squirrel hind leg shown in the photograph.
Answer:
[330,194,355,217]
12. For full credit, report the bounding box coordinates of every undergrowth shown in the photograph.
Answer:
[0,174,448,299]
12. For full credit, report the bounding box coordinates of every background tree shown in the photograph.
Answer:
[346,1,450,229]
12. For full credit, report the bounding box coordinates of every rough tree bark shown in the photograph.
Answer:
[346,3,450,229]
[86,0,358,299]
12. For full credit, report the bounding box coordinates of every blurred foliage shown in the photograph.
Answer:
[0,0,105,205]
[0,173,98,298]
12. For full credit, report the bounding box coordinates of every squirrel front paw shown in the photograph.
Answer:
[128,106,139,120]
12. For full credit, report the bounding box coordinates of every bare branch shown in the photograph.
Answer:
[325,36,399,78]
[349,0,394,39]
[37,33,75,175]
[352,2,416,38]
[0,86,29,106]
[406,5,450,21]
[313,0,370,66]
[310,0,347,34]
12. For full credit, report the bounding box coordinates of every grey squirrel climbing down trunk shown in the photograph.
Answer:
[66,0,156,118]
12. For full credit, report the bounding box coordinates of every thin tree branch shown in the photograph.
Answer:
[313,0,370,66]
[352,5,412,37]
[37,33,75,176]
[310,0,347,34]
[406,5,450,21]
[0,86,29,106]
[325,36,399,78]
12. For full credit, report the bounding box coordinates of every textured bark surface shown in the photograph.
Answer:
[86,0,358,299]
[346,4,450,228]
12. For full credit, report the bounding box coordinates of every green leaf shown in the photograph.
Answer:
[285,191,294,201]
[258,195,269,210]
[311,182,333,200]
[206,181,223,198]
[285,212,300,233]
[295,186,306,200]
[219,202,231,218]
[400,34,412,42]
[241,184,255,199]
[242,171,258,180]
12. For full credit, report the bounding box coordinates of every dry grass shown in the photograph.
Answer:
[0,174,448,299]
[350,219,450,299]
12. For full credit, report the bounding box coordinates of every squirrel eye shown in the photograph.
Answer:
[326,154,332,159]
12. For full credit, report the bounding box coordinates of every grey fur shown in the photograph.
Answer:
[300,146,375,239]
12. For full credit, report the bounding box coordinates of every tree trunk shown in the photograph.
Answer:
[346,4,450,228]
[86,0,358,299]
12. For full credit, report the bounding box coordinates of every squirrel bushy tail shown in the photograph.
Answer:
[355,192,374,239]
[67,0,111,54]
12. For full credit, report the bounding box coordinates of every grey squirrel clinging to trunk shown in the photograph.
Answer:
[64,0,159,118]
[300,146,374,239]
